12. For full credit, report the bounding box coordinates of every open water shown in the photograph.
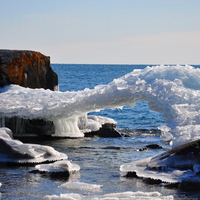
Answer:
[1,64,200,199]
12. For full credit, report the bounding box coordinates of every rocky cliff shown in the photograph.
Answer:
[0,50,58,90]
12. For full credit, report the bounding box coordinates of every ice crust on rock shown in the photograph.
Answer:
[35,160,80,173]
[1,65,200,146]
[120,146,200,184]
[0,127,67,164]
[120,157,187,183]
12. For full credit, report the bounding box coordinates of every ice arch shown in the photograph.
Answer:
[0,65,200,147]
[89,102,166,131]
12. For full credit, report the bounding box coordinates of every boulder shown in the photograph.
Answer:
[0,50,58,90]
[84,123,123,137]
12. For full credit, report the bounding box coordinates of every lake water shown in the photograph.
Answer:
[1,64,200,199]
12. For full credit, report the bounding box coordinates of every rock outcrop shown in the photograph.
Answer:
[0,50,58,136]
[0,50,58,90]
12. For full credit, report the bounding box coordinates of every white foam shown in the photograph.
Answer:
[1,65,200,146]
[35,160,80,173]
[0,127,67,163]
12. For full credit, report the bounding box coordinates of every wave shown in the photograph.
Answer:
[0,65,199,147]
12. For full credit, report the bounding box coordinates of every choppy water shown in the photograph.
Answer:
[1,64,200,199]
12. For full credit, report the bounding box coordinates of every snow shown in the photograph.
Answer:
[0,127,67,163]
[1,65,200,146]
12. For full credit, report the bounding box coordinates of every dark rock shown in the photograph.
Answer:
[84,123,123,138]
[102,146,123,150]
[0,50,58,90]
[3,117,55,137]
[138,147,148,151]
[146,144,163,149]
[125,171,139,178]
[29,170,70,180]
[27,119,55,135]
[162,182,179,189]
[0,69,10,87]
[179,180,200,191]
[143,178,162,185]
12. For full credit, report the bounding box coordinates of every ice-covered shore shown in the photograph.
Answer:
[1,65,200,147]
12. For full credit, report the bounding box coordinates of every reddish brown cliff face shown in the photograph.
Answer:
[0,50,58,90]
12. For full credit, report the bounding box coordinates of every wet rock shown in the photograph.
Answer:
[30,170,70,180]
[102,146,135,150]
[27,119,55,135]
[146,144,163,149]
[102,146,123,150]
[84,123,123,137]
[125,171,139,178]
[3,117,55,137]
[138,147,148,151]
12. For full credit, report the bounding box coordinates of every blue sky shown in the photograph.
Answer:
[1,0,200,64]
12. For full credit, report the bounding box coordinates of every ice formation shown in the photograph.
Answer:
[43,191,174,200]
[59,181,102,191]
[35,160,80,173]
[120,156,200,185]
[1,65,200,146]
[120,138,200,184]
[0,127,67,164]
